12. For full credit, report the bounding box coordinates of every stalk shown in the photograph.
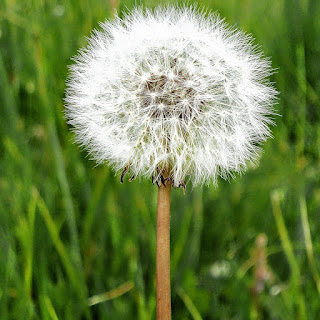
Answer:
[156,178,172,320]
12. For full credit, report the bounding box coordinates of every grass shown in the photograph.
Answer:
[1,0,320,319]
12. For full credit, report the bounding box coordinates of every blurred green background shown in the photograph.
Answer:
[1,0,320,319]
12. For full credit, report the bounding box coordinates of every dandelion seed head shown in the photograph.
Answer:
[65,6,278,187]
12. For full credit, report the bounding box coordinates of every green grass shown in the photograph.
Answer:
[1,0,320,319]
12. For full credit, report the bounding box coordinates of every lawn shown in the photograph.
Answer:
[1,0,320,319]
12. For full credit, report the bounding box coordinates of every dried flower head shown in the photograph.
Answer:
[65,6,278,187]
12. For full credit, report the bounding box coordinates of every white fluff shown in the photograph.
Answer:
[65,6,278,187]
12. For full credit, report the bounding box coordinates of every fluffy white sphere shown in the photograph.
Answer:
[65,6,278,187]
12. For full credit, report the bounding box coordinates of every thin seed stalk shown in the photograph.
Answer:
[156,179,172,320]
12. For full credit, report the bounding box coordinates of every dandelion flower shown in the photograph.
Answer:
[65,6,277,188]
[65,6,278,319]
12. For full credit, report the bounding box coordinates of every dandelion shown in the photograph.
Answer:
[65,6,278,319]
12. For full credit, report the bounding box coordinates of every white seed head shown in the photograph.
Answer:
[65,6,278,187]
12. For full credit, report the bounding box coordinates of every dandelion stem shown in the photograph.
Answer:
[156,177,172,320]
